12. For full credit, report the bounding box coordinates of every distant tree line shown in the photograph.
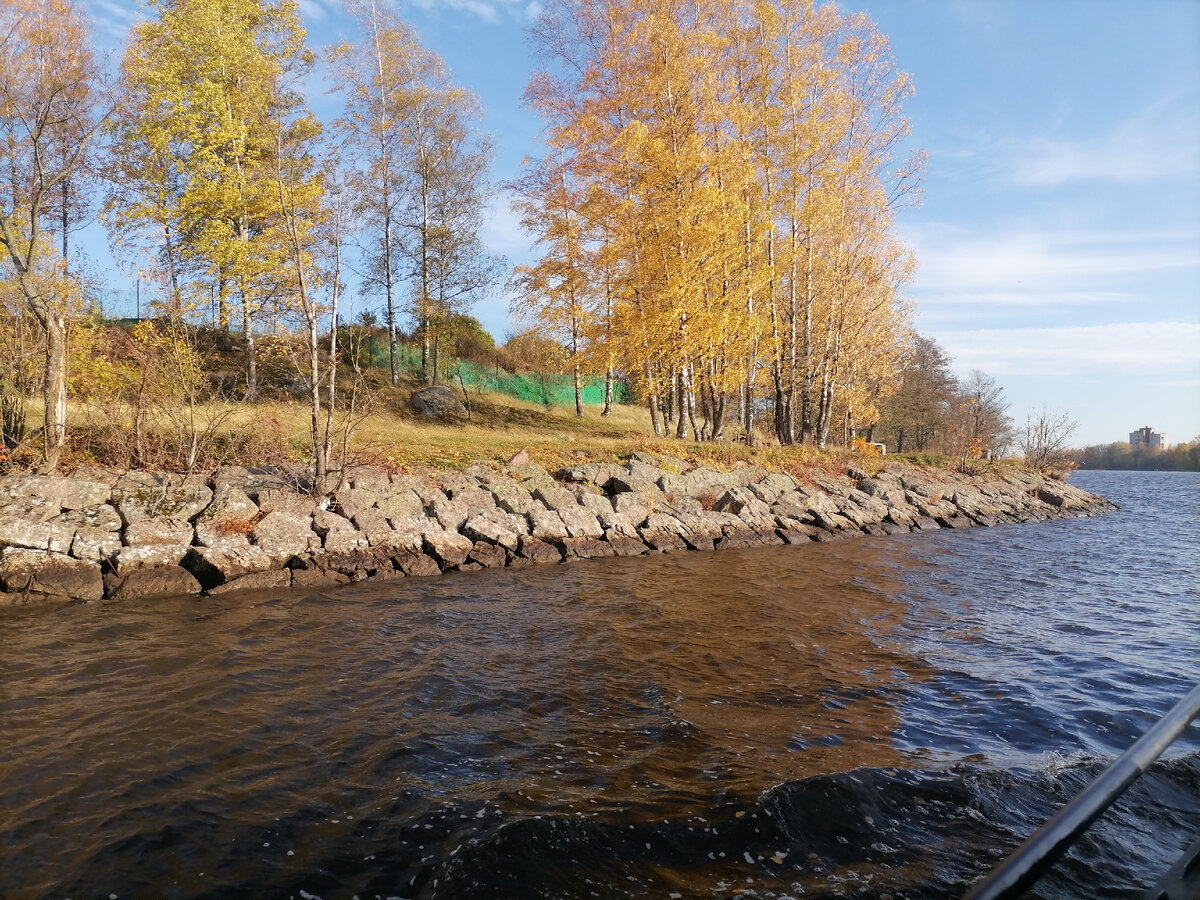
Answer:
[1072,441,1200,472]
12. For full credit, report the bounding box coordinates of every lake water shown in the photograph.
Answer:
[1,470,1196,899]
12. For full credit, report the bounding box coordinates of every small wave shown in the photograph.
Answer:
[424,755,1199,899]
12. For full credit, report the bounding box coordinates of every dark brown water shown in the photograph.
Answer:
[1,470,1197,899]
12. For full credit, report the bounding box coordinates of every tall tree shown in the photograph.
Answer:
[953,369,1013,462]
[330,0,502,386]
[0,0,105,469]
[510,153,596,416]
[522,0,920,446]
[268,96,330,485]
[874,333,955,454]
[107,0,313,399]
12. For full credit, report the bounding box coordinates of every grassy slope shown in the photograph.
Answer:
[229,384,898,480]
[43,352,957,478]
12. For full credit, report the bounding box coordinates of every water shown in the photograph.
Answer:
[1,470,1197,899]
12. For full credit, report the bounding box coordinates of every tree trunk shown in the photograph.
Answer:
[602,281,615,417]
[324,229,343,478]
[41,312,68,471]
[308,306,326,489]
[384,211,399,386]
[242,297,257,401]
[675,369,688,439]
[645,365,664,437]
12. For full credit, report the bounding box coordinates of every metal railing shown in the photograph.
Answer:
[963,682,1200,900]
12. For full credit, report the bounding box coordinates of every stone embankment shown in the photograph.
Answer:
[0,453,1116,606]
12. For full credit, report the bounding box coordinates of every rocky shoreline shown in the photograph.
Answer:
[0,453,1116,606]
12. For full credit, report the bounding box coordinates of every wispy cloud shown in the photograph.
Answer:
[297,0,331,22]
[928,321,1200,376]
[907,223,1200,307]
[89,0,139,44]
[407,0,542,23]
[1007,96,1200,187]
[482,196,529,257]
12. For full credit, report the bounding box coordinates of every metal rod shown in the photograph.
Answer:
[963,682,1200,900]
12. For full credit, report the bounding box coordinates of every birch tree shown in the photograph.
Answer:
[330,0,501,386]
[107,0,313,399]
[521,0,921,446]
[0,0,105,469]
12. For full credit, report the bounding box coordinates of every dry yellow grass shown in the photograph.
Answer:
[30,386,895,477]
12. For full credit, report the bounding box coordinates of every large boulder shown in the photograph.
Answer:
[183,545,277,589]
[0,474,111,511]
[411,384,468,420]
[0,548,103,601]
[0,518,75,553]
[422,529,473,568]
[252,511,319,558]
[124,516,194,547]
[113,475,212,524]
[70,527,122,562]
[107,566,201,602]
[195,488,260,547]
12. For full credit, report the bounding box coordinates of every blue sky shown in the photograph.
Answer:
[85,0,1200,448]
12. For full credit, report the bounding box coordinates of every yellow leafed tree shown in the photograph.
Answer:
[0,0,105,469]
[107,0,314,400]
[522,0,921,446]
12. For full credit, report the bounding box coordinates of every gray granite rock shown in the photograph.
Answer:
[194,489,260,547]
[528,507,569,541]
[0,518,75,553]
[376,490,428,520]
[49,503,122,532]
[0,474,111,510]
[71,527,122,562]
[332,488,379,520]
[108,565,201,601]
[113,476,212,523]
[422,530,473,568]
[124,516,193,547]
[0,548,103,601]
[252,511,318,558]
[463,513,521,551]
[411,384,468,419]
[558,505,603,539]
[184,545,280,588]
[113,544,191,573]
[516,535,563,564]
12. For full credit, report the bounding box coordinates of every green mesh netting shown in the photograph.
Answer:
[451,360,628,407]
[347,335,628,408]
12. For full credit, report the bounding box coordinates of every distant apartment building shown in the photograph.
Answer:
[1129,426,1167,449]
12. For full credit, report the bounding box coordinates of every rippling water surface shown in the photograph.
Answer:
[2,470,1197,899]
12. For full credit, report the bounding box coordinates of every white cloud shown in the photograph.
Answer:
[297,0,330,21]
[906,223,1200,307]
[928,321,1200,377]
[407,0,545,23]
[482,195,531,257]
[1007,96,1200,187]
[89,0,139,43]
